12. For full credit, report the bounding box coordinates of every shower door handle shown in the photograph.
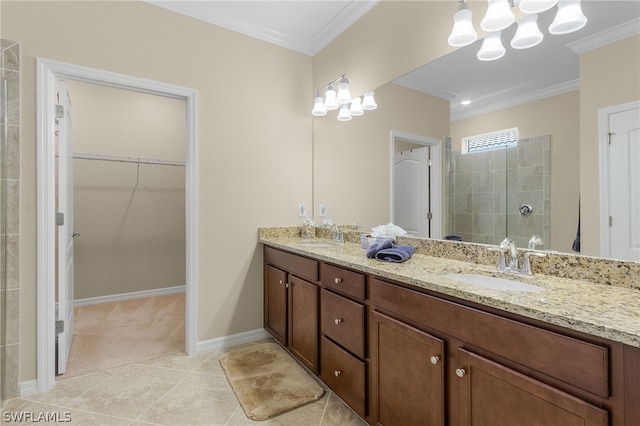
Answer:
[72,231,81,238]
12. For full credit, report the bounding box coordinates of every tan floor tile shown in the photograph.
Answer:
[1,399,130,425]
[139,351,213,372]
[320,393,367,426]
[136,372,239,425]
[225,392,329,426]
[28,370,118,406]
[66,364,188,419]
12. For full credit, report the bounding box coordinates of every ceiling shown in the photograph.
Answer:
[146,1,639,120]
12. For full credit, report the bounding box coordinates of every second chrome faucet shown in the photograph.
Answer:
[490,237,546,275]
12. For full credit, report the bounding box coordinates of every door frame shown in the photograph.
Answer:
[390,130,442,239]
[598,100,640,257]
[36,58,198,392]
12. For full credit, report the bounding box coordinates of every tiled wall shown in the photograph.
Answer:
[1,38,20,401]
[445,135,550,248]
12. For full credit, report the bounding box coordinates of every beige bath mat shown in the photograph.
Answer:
[219,341,325,421]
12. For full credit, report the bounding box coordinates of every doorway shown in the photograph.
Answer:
[390,130,442,239]
[599,101,640,261]
[37,58,198,392]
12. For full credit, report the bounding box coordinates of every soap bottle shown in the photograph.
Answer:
[300,217,315,238]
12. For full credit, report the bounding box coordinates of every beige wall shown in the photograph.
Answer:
[313,82,449,231]
[67,81,186,300]
[3,0,312,381]
[579,35,640,256]
[451,91,580,253]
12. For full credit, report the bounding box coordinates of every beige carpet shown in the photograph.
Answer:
[59,292,185,378]
[219,341,325,421]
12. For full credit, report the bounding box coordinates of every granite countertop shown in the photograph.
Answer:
[259,233,640,348]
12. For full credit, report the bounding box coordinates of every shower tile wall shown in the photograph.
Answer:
[445,135,550,248]
[1,38,21,400]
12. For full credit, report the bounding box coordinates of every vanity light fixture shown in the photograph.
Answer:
[311,75,377,120]
[448,0,587,61]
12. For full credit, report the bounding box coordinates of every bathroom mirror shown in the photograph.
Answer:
[312,0,639,259]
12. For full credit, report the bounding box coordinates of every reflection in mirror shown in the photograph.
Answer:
[445,134,551,249]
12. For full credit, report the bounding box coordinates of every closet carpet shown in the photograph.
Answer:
[60,292,185,379]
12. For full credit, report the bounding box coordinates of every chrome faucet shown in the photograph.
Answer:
[490,237,546,275]
[331,224,345,243]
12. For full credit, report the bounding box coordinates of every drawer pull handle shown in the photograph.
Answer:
[430,356,440,365]
[334,277,342,284]
[456,368,466,378]
[334,318,343,325]
[334,370,342,377]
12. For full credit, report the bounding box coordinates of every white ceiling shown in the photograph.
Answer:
[146,1,639,120]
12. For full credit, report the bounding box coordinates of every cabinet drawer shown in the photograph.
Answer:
[265,246,318,282]
[321,263,365,300]
[371,278,610,398]
[321,289,365,359]
[320,336,366,418]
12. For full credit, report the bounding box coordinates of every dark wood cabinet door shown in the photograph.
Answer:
[456,348,608,426]
[264,264,287,345]
[288,275,319,373]
[371,311,445,426]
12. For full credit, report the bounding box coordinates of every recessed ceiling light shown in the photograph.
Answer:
[461,100,472,105]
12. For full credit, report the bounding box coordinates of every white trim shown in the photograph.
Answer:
[569,18,640,55]
[390,130,443,240]
[74,286,186,307]
[598,100,640,258]
[195,328,272,355]
[19,380,39,398]
[36,58,198,393]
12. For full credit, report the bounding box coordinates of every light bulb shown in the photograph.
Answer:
[549,0,587,35]
[481,0,515,32]
[350,97,364,116]
[324,84,339,111]
[311,92,327,116]
[337,104,352,121]
[518,0,558,14]
[448,6,478,47]
[362,91,377,110]
[477,31,505,61]
[511,14,543,49]
[336,76,352,105]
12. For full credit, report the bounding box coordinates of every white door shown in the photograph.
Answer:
[56,80,75,374]
[393,146,430,238]
[609,106,640,261]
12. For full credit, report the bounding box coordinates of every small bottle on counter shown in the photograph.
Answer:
[300,217,316,238]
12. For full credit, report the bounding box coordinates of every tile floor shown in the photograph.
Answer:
[2,344,368,426]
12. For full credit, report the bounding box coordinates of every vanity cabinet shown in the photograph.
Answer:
[370,311,445,426]
[264,246,319,373]
[319,263,368,419]
[370,277,620,426]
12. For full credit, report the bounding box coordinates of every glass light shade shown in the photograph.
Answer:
[324,84,339,110]
[477,31,505,61]
[336,77,352,104]
[481,0,515,32]
[349,97,364,116]
[448,8,478,47]
[511,14,543,49]
[549,0,587,35]
[311,95,327,116]
[337,103,352,121]
[362,91,377,110]
[518,0,558,14]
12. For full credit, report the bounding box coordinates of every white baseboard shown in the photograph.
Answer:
[19,379,39,397]
[195,328,272,355]
[74,285,186,307]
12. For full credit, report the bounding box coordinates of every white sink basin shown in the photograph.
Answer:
[444,273,544,292]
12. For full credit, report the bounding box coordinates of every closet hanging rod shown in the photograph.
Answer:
[55,151,185,167]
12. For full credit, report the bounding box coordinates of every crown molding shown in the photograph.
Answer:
[451,79,579,122]
[568,17,640,54]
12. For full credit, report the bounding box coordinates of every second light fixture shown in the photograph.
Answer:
[312,75,377,121]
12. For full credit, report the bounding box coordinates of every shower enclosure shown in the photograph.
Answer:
[1,38,21,403]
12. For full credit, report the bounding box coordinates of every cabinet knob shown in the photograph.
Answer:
[279,279,284,285]
[285,282,290,288]
[455,368,466,378]
[334,318,343,325]
[334,370,342,377]
[334,277,342,284]
[430,356,440,365]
